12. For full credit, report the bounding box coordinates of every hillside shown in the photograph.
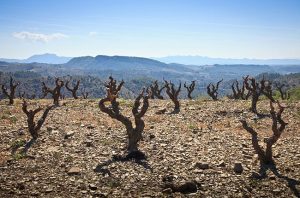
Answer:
[0,99,299,197]
[1,55,300,100]
[223,73,300,95]
[1,55,300,83]
[0,73,151,99]
[1,70,300,101]
[65,55,172,70]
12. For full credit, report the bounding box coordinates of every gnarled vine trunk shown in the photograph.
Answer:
[99,76,149,155]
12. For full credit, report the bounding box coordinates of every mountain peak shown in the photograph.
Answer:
[65,55,168,70]
[0,53,73,64]
[28,53,57,58]
[25,53,72,64]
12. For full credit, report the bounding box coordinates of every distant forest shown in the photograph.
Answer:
[0,70,299,99]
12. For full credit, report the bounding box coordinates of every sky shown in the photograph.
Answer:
[0,0,300,59]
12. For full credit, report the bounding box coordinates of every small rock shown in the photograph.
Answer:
[273,188,281,194]
[68,167,81,175]
[194,162,209,170]
[18,129,25,136]
[162,188,172,194]
[189,106,196,110]
[46,127,53,132]
[274,153,280,158]
[220,173,228,178]
[250,171,261,179]
[174,181,198,194]
[244,154,252,159]
[156,108,166,115]
[6,158,13,164]
[161,143,168,147]
[151,144,157,150]
[85,139,93,147]
[192,129,198,134]
[162,175,174,183]
[269,175,276,180]
[45,187,53,193]
[78,183,87,190]
[16,183,25,190]
[233,162,243,174]
[217,161,226,167]
[89,184,97,190]
[31,191,40,196]
[87,125,95,129]
[47,146,59,152]
[285,167,292,172]
[64,131,75,139]
[241,143,247,148]
[93,192,108,197]
[252,115,260,121]
[149,134,155,139]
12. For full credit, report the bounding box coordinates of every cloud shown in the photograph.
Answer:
[12,31,68,42]
[89,31,98,36]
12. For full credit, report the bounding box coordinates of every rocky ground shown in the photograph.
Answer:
[0,98,299,197]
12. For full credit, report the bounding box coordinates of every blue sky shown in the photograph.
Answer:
[0,0,300,59]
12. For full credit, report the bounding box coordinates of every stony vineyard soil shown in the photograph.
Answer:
[0,98,299,197]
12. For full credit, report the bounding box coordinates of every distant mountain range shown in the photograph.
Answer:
[1,54,300,98]
[1,55,300,84]
[154,56,300,65]
[2,53,300,65]
[0,53,72,64]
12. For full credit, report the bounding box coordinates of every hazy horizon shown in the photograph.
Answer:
[3,53,300,61]
[1,0,300,59]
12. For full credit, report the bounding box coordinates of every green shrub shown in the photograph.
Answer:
[271,90,283,100]
[11,139,26,149]
[196,95,211,101]
[9,116,17,124]
[13,153,27,160]
[288,87,300,101]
